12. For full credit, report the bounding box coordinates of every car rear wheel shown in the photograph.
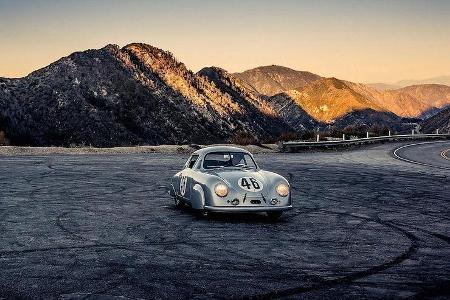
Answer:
[267,211,283,220]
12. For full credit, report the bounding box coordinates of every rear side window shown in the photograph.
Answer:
[186,155,199,169]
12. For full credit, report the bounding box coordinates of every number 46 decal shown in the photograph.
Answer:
[238,177,263,192]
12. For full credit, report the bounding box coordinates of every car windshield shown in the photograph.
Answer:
[203,152,257,169]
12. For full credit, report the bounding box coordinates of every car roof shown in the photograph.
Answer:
[192,145,252,156]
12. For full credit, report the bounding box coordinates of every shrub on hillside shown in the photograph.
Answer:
[342,125,367,138]
[262,132,300,143]
[229,131,260,145]
[299,130,317,141]
[276,132,300,142]
[370,124,390,136]
[0,130,9,146]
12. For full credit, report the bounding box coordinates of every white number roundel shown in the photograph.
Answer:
[179,175,188,196]
[238,177,263,192]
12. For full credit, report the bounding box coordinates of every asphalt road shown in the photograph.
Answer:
[1,141,449,299]
[394,141,450,170]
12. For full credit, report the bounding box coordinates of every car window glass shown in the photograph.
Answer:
[243,154,257,169]
[187,155,198,169]
[203,152,257,169]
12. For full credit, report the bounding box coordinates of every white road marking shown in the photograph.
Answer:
[393,141,450,170]
[441,149,450,161]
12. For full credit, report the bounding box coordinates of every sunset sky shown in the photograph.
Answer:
[1,0,449,83]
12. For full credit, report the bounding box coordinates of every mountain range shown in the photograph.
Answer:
[396,76,450,87]
[421,106,450,134]
[234,66,450,121]
[367,76,450,91]
[0,43,449,146]
[233,65,321,97]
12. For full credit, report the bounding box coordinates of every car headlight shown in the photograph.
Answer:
[276,183,289,197]
[214,183,228,197]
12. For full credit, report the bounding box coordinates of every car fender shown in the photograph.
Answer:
[191,183,205,210]
[259,170,289,186]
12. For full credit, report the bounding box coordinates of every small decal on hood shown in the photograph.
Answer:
[238,177,263,192]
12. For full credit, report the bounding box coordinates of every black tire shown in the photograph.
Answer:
[267,211,283,220]
[194,210,208,218]
[174,196,184,209]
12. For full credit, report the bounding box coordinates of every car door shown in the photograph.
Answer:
[178,155,199,203]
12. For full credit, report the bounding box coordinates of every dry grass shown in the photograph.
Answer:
[0,143,279,156]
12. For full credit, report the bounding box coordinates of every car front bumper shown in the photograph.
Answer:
[203,205,293,212]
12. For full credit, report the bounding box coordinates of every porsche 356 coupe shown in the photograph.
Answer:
[169,146,292,219]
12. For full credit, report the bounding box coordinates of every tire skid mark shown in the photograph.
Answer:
[2,151,449,299]
[54,204,261,299]
[296,184,450,294]
[383,219,450,297]
[51,210,204,299]
[240,210,419,299]
[384,220,450,244]
[412,279,450,299]
[61,185,129,199]
[0,244,110,257]
[183,230,323,281]
[77,269,127,300]
[55,211,194,247]
[178,207,412,299]
[136,207,328,297]
[293,173,450,298]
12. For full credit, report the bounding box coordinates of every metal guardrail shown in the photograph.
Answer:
[281,133,450,152]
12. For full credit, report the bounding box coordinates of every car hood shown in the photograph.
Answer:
[205,168,288,195]
[210,169,265,186]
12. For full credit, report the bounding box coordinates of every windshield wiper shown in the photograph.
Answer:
[208,165,255,170]
[235,164,255,170]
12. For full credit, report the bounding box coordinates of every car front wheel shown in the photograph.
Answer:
[174,196,184,208]
[194,210,208,218]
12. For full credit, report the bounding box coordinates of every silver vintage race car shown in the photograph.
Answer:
[169,146,292,219]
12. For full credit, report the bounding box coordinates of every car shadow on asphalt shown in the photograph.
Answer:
[169,204,289,224]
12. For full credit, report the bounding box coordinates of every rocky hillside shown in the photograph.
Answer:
[237,66,450,119]
[233,65,321,96]
[196,66,289,135]
[265,93,319,131]
[1,44,228,146]
[0,44,293,146]
[388,84,450,117]
[335,82,450,119]
[269,78,385,124]
[366,83,401,91]
[331,109,409,132]
[2,44,449,147]
[263,77,424,133]
[421,106,450,133]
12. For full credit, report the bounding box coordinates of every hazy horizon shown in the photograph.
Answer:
[1,0,449,83]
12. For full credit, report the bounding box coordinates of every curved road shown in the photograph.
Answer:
[394,141,450,170]
[0,141,449,299]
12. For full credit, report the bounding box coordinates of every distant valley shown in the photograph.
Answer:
[0,43,449,147]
